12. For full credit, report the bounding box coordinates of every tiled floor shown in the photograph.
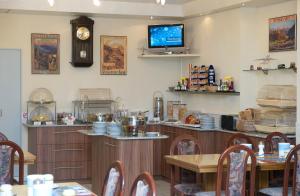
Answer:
[83,179,170,195]
[156,180,170,196]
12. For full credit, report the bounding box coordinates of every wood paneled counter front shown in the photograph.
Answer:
[79,130,168,196]
[25,124,92,183]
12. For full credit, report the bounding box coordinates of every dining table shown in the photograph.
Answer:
[14,150,36,165]
[12,182,97,196]
[165,153,287,192]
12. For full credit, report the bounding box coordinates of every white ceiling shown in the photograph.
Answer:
[104,0,194,4]
[0,0,295,18]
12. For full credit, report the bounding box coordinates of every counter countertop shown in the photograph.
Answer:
[24,122,296,139]
[78,129,169,140]
[23,123,92,128]
[160,123,296,139]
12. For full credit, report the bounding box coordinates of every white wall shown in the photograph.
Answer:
[181,1,297,114]
[0,13,181,146]
[297,0,300,144]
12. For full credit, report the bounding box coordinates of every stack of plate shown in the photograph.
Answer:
[93,122,107,134]
[200,115,215,129]
[106,122,122,136]
[209,114,221,129]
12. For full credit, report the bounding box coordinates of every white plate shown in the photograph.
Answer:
[145,132,160,137]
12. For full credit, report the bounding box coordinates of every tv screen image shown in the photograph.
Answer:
[148,24,184,48]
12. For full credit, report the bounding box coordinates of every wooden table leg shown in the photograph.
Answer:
[201,173,216,191]
[170,165,175,196]
[258,170,269,189]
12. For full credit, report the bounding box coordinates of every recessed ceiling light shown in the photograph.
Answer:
[155,0,166,6]
[241,2,246,7]
[48,0,54,7]
[93,0,101,6]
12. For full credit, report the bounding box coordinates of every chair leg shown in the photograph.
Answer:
[171,165,176,196]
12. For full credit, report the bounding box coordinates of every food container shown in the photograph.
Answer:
[167,101,181,120]
[254,108,296,134]
[257,85,296,108]
[172,103,187,122]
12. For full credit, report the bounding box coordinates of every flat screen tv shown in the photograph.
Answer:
[148,24,184,48]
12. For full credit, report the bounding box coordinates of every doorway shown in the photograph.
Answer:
[0,49,21,145]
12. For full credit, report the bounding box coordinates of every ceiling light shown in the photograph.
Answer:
[155,0,166,6]
[93,0,101,6]
[241,2,246,7]
[48,0,54,7]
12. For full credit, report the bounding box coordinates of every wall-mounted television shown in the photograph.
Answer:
[148,24,184,48]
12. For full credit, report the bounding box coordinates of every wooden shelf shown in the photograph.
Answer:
[243,67,297,75]
[168,89,240,96]
[138,54,200,58]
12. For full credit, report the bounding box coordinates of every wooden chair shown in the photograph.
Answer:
[130,172,156,196]
[0,132,8,141]
[0,140,24,185]
[101,160,125,196]
[169,134,202,196]
[227,133,257,151]
[265,132,289,153]
[259,144,300,196]
[195,144,257,196]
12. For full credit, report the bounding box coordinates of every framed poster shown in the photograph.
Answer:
[269,14,297,52]
[100,35,127,75]
[31,33,60,74]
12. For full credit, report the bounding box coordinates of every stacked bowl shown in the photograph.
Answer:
[92,122,107,134]
[106,122,122,136]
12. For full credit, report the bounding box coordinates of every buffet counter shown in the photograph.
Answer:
[159,122,296,139]
[78,129,168,140]
[79,129,168,196]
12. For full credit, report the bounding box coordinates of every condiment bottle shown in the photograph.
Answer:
[258,141,264,156]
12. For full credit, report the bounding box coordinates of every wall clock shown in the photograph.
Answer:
[70,16,94,67]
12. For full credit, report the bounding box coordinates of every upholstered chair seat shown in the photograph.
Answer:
[259,187,292,196]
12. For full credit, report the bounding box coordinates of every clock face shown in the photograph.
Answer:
[76,27,90,41]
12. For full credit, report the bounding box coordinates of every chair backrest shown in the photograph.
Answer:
[0,140,24,185]
[101,161,124,196]
[130,172,156,196]
[265,132,289,153]
[0,132,8,141]
[283,144,300,196]
[216,144,257,196]
[170,134,201,155]
[227,133,257,151]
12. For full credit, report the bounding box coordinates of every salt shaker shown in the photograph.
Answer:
[258,141,264,156]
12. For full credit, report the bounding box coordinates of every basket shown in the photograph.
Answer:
[236,120,256,132]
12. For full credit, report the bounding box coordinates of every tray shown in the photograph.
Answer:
[254,124,295,134]
[256,99,296,108]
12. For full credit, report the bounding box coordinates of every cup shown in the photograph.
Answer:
[0,184,13,196]
[33,184,52,196]
[27,175,44,196]
[278,143,290,158]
